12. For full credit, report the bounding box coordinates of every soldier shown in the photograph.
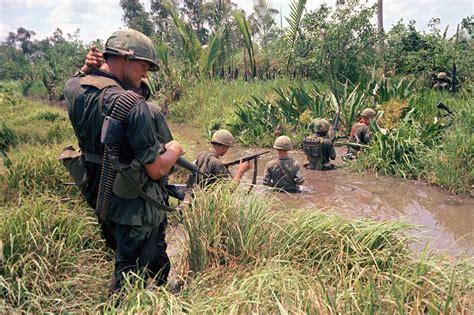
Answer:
[81,47,173,144]
[433,72,450,91]
[263,136,305,192]
[303,119,336,170]
[192,129,250,188]
[347,108,376,156]
[64,29,184,293]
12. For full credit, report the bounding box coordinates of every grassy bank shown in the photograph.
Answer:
[169,78,314,128]
[1,181,472,312]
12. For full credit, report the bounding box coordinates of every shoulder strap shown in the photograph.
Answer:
[276,159,296,185]
[80,75,121,90]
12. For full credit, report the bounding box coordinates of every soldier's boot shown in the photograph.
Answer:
[322,162,335,171]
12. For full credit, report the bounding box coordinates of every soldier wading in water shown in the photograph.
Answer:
[191,129,251,188]
[303,119,336,170]
[263,136,305,192]
[64,28,184,293]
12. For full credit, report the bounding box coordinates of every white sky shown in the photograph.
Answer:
[0,0,472,43]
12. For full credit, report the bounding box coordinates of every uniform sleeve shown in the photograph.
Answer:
[362,126,372,144]
[293,162,305,185]
[322,139,336,160]
[126,100,162,164]
[209,157,230,180]
[262,163,273,186]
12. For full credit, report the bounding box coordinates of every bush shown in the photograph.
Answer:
[0,121,18,154]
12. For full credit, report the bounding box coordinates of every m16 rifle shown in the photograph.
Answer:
[224,150,270,193]
[223,150,271,167]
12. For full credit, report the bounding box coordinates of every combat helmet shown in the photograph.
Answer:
[273,136,292,150]
[104,28,159,71]
[437,72,447,80]
[310,118,330,133]
[211,129,235,147]
[361,108,376,118]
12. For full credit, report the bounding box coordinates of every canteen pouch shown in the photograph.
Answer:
[112,159,148,200]
[59,145,88,189]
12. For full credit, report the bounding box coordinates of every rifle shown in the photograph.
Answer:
[224,150,270,193]
[223,151,271,167]
[450,62,457,94]
[331,105,340,143]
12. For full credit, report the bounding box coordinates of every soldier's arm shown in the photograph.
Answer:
[294,162,305,185]
[362,126,372,144]
[126,101,183,180]
[262,163,273,186]
[325,140,336,160]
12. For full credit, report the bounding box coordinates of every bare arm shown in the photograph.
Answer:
[144,140,183,180]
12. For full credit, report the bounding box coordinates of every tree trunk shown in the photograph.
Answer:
[377,0,383,32]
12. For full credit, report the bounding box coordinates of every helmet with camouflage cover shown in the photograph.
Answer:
[437,72,447,80]
[361,108,376,118]
[104,28,159,71]
[310,118,330,133]
[211,129,235,147]
[273,136,292,150]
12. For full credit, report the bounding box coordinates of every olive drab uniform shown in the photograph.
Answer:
[193,148,230,188]
[303,135,336,170]
[64,69,170,291]
[263,157,304,192]
[349,122,371,154]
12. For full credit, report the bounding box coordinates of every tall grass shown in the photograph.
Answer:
[0,195,110,313]
[355,89,473,193]
[1,180,472,313]
[108,184,472,313]
[4,142,76,198]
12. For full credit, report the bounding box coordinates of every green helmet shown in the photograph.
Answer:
[211,129,235,147]
[310,118,330,133]
[437,72,447,79]
[273,136,292,150]
[361,108,376,118]
[104,28,159,71]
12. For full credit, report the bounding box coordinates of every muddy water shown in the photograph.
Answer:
[171,123,474,256]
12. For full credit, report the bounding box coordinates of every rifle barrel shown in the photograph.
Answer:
[223,150,270,167]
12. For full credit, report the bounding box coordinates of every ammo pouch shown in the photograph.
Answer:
[112,159,147,200]
[108,156,175,213]
[303,138,322,157]
[59,145,88,189]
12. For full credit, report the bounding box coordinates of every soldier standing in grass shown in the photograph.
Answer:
[433,72,450,91]
[263,136,305,192]
[347,108,377,157]
[303,119,336,170]
[192,129,250,188]
[64,29,184,293]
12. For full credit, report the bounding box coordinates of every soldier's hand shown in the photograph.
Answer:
[165,140,184,157]
[81,45,104,74]
[238,160,251,173]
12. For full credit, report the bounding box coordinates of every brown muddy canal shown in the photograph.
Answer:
[171,123,474,256]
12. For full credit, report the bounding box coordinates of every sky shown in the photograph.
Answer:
[0,0,472,44]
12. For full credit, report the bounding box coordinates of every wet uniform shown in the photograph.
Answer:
[193,148,230,188]
[303,135,336,170]
[349,121,371,154]
[263,157,304,192]
[64,69,170,291]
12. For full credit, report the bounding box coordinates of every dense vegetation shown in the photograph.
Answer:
[0,0,473,312]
